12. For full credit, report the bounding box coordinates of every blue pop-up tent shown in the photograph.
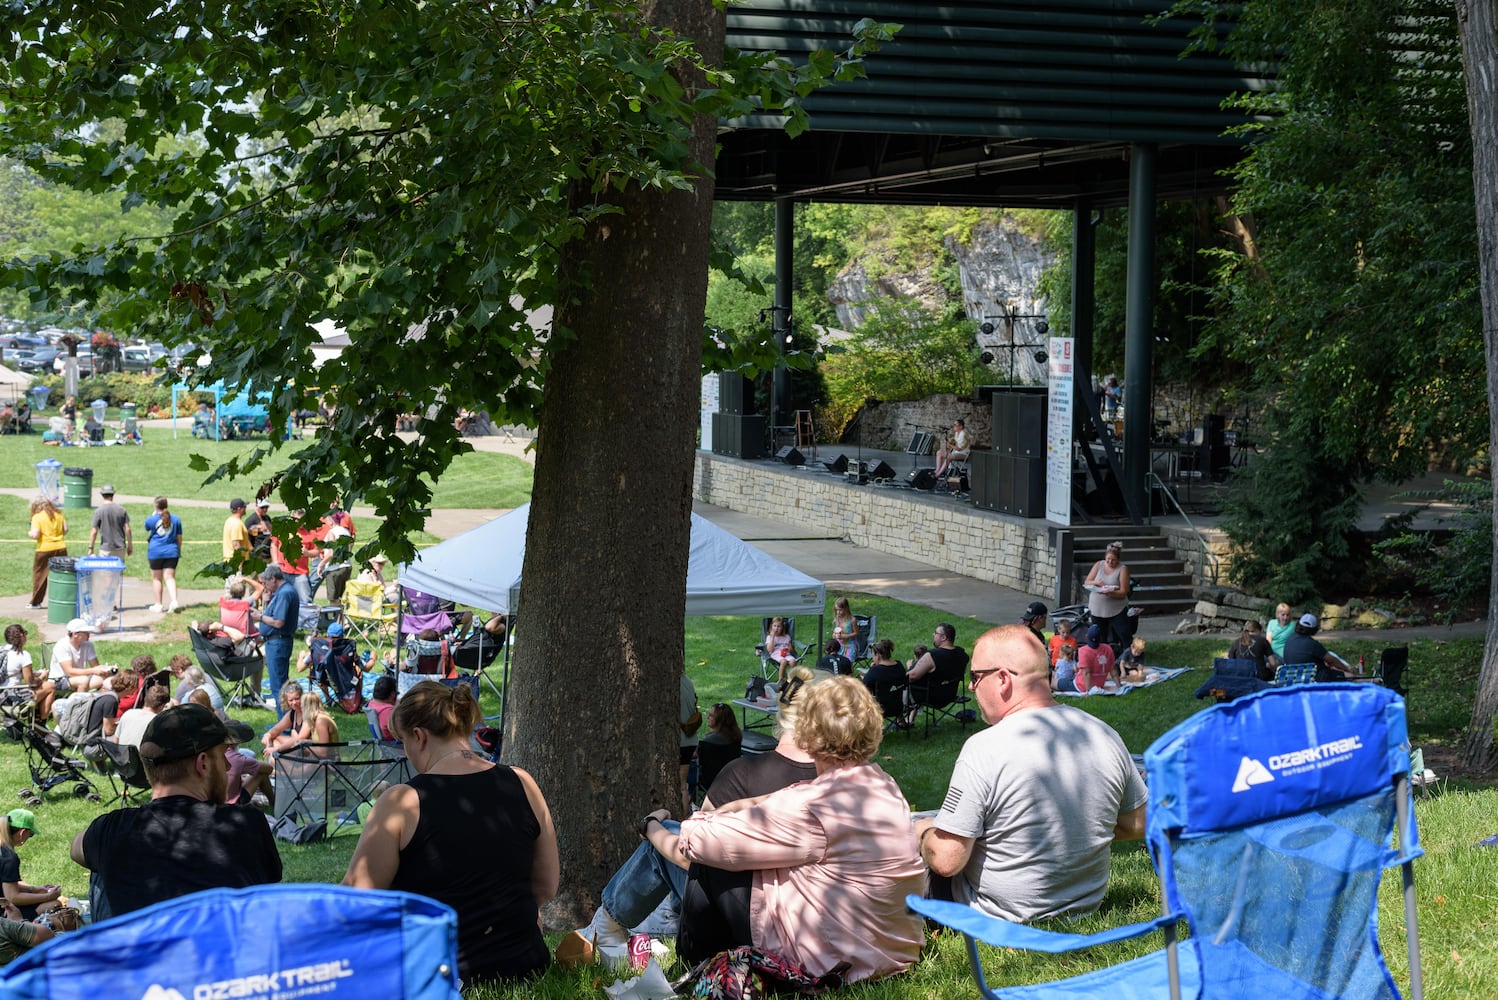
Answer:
[170,380,276,439]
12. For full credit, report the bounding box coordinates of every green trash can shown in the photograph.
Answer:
[47,556,77,625]
[63,467,93,511]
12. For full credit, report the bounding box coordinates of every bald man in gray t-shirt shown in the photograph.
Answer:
[916,625,1148,922]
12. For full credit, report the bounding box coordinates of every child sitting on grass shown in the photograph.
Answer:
[1117,637,1149,684]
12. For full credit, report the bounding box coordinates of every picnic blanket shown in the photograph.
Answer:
[1057,666,1192,697]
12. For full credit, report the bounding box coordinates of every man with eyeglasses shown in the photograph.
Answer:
[915,625,1146,923]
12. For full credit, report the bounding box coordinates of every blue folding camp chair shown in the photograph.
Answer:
[0,884,460,1000]
[909,684,1424,1000]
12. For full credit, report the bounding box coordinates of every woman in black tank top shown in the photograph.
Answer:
[343,681,559,983]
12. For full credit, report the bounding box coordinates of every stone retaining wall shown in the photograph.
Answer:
[693,451,1057,596]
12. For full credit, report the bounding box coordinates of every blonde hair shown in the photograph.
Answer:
[1130,637,1147,655]
[1275,603,1291,616]
[793,676,883,764]
[1106,541,1124,555]
[392,680,480,741]
[29,497,58,517]
[833,597,851,618]
[301,689,327,723]
[278,680,303,708]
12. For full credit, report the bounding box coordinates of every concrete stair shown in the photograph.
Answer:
[1069,525,1196,615]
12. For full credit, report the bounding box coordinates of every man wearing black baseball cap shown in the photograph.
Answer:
[70,704,281,918]
[1019,601,1049,646]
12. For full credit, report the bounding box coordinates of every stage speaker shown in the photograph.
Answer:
[776,446,804,466]
[822,454,848,474]
[969,449,996,509]
[865,460,896,480]
[719,373,753,415]
[711,413,764,459]
[909,468,937,491]
[993,391,1048,457]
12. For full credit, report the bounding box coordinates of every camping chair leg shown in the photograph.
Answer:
[477,667,503,703]
[1396,777,1425,1000]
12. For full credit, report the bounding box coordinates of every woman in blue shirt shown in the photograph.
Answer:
[143,496,183,613]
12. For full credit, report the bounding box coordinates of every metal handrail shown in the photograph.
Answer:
[1146,472,1220,586]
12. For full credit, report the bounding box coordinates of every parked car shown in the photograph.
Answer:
[121,344,167,372]
[53,348,95,376]
[13,345,62,371]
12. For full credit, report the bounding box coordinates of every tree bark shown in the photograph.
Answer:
[506,0,725,926]
[1459,0,1498,772]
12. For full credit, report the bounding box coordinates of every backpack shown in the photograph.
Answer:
[673,946,846,1000]
[56,692,98,744]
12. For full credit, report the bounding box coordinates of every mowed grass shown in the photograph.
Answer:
[0,431,532,510]
[2,592,1493,998]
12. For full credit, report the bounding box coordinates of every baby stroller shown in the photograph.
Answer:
[2,714,102,805]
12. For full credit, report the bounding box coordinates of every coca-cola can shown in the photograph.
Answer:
[627,933,651,971]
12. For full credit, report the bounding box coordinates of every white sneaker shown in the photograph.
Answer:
[148,604,164,613]
[166,602,180,613]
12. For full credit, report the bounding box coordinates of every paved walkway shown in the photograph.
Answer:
[2,424,1485,645]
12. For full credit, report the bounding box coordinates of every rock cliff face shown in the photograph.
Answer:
[828,215,1056,337]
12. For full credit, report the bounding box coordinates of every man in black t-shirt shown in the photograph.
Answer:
[70,705,282,919]
[1282,613,1359,683]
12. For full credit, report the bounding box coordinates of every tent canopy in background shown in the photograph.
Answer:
[398,503,826,618]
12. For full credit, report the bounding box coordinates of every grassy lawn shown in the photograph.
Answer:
[1,592,1492,996]
[0,433,531,511]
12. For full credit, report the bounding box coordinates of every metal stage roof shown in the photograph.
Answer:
[717,1,1275,207]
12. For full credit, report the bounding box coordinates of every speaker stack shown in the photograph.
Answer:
[711,413,765,459]
[990,390,1047,516]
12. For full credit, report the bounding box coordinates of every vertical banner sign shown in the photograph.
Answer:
[1046,338,1074,525]
[700,373,719,451]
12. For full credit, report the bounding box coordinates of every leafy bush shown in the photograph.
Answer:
[1373,480,1492,619]
[34,373,198,413]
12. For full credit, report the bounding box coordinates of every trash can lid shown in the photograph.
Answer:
[47,556,76,571]
[75,556,127,571]
[35,458,62,469]
[63,467,93,476]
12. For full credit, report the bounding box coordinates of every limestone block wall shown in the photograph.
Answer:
[693,452,1057,595]
[1159,524,1232,588]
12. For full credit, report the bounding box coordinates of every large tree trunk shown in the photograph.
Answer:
[505,0,725,926]
[1460,0,1498,772]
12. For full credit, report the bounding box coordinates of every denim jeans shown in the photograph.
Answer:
[289,572,313,606]
[263,635,293,700]
[600,821,687,929]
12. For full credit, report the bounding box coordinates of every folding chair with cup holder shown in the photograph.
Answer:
[755,616,812,679]
[342,579,397,662]
[908,684,1425,1000]
[0,885,461,1000]
[1271,661,1319,686]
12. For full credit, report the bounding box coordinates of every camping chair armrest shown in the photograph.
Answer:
[905,896,1185,954]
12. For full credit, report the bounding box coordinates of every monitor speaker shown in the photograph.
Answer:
[909,468,936,491]
[865,460,895,480]
[776,446,804,466]
[822,454,848,474]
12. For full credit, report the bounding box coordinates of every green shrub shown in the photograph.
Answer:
[35,373,192,413]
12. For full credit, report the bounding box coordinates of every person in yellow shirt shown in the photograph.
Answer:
[26,498,67,609]
[221,499,262,602]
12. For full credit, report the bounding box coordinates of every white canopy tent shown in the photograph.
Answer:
[398,503,826,618]
[398,504,826,742]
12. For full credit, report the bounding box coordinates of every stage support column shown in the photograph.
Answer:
[1123,143,1157,519]
[772,197,794,434]
[1070,198,1097,439]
